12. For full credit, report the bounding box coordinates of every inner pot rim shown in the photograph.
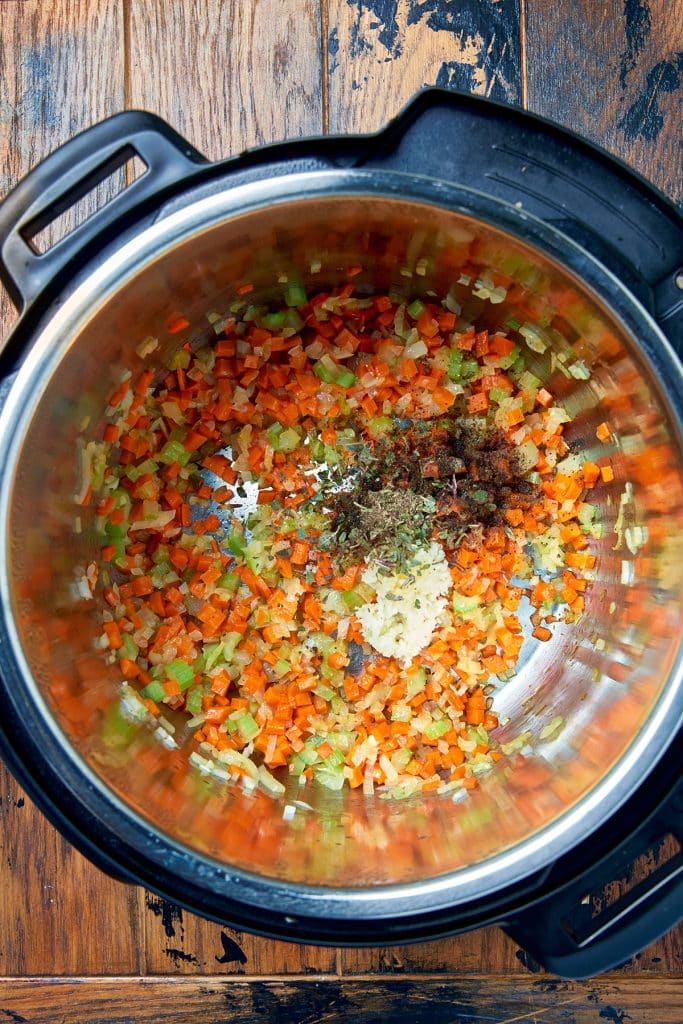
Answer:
[1,169,682,919]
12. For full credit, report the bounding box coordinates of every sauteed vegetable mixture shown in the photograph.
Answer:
[86,279,604,799]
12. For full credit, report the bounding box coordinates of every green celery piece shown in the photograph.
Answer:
[314,764,345,791]
[335,369,356,389]
[185,686,204,716]
[227,530,247,557]
[165,659,195,690]
[424,718,449,740]
[278,427,301,453]
[105,521,127,540]
[448,349,463,379]
[141,681,166,702]
[262,311,287,329]
[168,347,191,370]
[237,713,259,741]
[158,439,191,466]
[406,668,426,697]
[102,702,137,747]
[285,282,307,307]
[407,299,425,319]
[222,632,242,661]
[313,361,336,384]
[120,633,139,661]
[342,588,365,611]
[216,572,240,592]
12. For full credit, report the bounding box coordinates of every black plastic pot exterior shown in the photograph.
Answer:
[0,91,681,979]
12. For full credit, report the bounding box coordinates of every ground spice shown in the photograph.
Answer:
[326,415,537,565]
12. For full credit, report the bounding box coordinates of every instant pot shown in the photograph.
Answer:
[0,90,681,979]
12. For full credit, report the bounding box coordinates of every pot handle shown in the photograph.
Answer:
[341,89,683,353]
[0,111,206,313]
[503,778,683,979]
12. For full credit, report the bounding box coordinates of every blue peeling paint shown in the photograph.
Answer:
[620,0,652,88]
[618,52,683,141]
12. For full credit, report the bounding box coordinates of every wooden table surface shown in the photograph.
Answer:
[0,2,681,1021]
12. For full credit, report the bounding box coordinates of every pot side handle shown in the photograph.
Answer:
[341,89,683,355]
[502,776,683,979]
[0,111,207,314]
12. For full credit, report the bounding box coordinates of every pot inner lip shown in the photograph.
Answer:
[1,169,682,918]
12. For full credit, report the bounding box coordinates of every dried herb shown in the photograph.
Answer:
[324,414,537,565]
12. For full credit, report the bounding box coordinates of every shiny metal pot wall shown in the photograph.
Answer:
[1,171,682,922]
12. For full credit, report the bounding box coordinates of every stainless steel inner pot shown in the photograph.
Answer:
[1,171,682,920]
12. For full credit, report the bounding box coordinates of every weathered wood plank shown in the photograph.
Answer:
[0,5,141,974]
[524,0,683,202]
[0,0,128,342]
[1,976,683,1023]
[342,929,523,975]
[140,893,337,976]
[126,0,333,977]
[326,0,522,133]
[0,765,144,976]
[128,0,324,161]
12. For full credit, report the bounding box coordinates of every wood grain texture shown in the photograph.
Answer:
[0,0,126,341]
[0,765,144,977]
[1,976,683,1023]
[140,892,337,976]
[326,0,522,133]
[128,0,323,161]
[0,0,682,1002]
[126,0,333,977]
[524,0,683,202]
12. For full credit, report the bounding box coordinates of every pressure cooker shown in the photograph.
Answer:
[0,91,681,979]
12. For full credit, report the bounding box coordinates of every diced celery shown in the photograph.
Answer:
[237,713,259,741]
[274,658,291,677]
[261,311,287,329]
[216,572,240,592]
[165,659,195,690]
[461,358,478,378]
[203,643,223,672]
[448,349,464,379]
[424,718,449,740]
[519,370,542,390]
[406,668,426,697]
[342,588,366,611]
[488,387,507,404]
[497,344,521,369]
[185,686,204,716]
[314,683,335,701]
[267,422,284,446]
[313,361,336,384]
[452,591,481,614]
[120,633,139,661]
[314,764,345,791]
[167,347,191,370]
[391,747,413,771]
[102,702,137,746]
[158,439,192,466]
[285,282,307,307]
[277,427,301,453]
[335,369,356,389]
[323,444,341,466]
[141,681,166,702]
[407,299,425,319]
[391,703,412,723]
[222,632,242,662]
[105,521,127,540]
[227,530,247,557]
[367,415,394,436]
